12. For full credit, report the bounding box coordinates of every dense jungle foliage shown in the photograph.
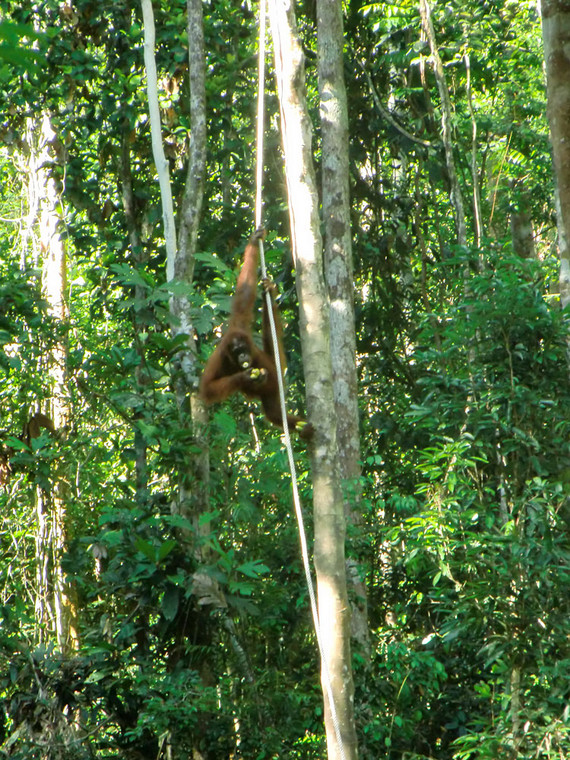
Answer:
[1,0,569,758]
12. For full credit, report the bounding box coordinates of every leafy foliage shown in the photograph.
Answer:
[0,0,567,758]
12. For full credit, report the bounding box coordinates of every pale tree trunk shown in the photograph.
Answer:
[173,0,209,539]
[317,0,359,495]
[22,120,51,638]
[141,0,177,281]
[20,118,51,642]
[25,112,77,650]
[141,0,207,517]
[419,0,468,248]
[139,6,209,754]
[541,0,570,308]
[268,1,358,758]
[317,0,368,659]
[464,52,483,248]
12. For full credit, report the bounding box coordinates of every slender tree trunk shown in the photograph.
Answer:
[317,0,359,487]
[317,0,368,659]
[177,0,207,293]
[141,0,177,282]
[34,489,51,640]
[419,0,467,248]
[21,119,51,638]
[541,0,570,308]
[174,0,209,539]
[141,0,208,534]
[464,52,483,248]
[510,185,536,259]
[33,112,77,650]
[119,126,149,496]
[269,2,358,757]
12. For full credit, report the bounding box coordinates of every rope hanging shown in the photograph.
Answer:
[254,4,347,758]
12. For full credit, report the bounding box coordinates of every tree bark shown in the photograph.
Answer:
[541,0,570,308]
[173,0,209,536]
[268,2,358,758]
[317,0,368,659]
[317,0,359,489]
[31,112,78,651]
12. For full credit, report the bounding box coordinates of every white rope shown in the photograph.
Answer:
[254,0,266,231]
[255,4,347,758]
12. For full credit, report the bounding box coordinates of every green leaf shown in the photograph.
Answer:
[134,539,156,562]
[161,587,179,621]
[158,540,177,561]
[236,560,270,579]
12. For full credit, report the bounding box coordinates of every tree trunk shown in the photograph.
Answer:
[119,126,149,496]
[268,1,358,758]
[177,0,207,292]
[141,0,177,281]
[141,0,208,535]
[317,0,359,488]
[464,52,483,247]
[419,0,468,248]
[317,0,368,659]
[32,112,78,651]
[541,0,570,308]
[510,188,536,259]
[173,0,209,540]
